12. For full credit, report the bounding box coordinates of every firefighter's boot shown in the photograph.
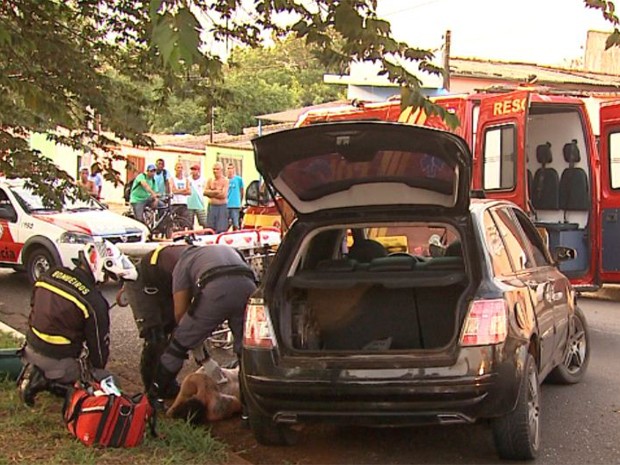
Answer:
[17,364,49,407]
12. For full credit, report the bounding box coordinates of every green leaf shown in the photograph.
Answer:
[175,8,201,65]
[605,29,620,49]
[0,25,10,46]
[149,0,164,23]
[152,13,178,67]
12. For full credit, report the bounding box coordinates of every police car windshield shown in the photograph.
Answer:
[10,186,103,213]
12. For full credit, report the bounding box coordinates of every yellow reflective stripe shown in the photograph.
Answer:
[35,281,89,319]
[398,106,413,123]
[31,326,71,345]
[150,245,167,265]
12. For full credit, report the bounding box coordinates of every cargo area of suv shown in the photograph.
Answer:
[270,222,471,353]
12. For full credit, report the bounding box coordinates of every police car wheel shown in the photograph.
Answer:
[26,247,55,284]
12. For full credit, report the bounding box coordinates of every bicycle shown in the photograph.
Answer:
[143,195,193,239]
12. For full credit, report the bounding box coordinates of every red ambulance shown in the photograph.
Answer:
[296,90,620,291]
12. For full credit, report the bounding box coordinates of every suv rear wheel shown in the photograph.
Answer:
[547,306,590,384]
[491,353,540,460]
[26,247,55,284]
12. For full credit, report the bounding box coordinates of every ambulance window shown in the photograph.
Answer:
[610,131,620,189]
[482,125,516,191]
[472,105,480,154]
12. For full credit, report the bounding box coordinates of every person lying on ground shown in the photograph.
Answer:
[166,363,241,425]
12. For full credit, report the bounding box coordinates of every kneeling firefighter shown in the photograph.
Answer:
[17,241,138,406]
[121,243,192,393]
[149,245,257,404]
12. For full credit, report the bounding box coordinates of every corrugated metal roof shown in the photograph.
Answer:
[256,100,350,123]
[451,57,620,89]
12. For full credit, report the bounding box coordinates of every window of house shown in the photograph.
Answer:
[217,155,242,176]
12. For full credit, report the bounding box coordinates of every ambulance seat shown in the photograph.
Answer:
[531,142,560,210]
[559,139,589,211]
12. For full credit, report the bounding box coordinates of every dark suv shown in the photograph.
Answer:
[240,122,590,460]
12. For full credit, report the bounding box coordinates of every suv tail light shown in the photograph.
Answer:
[460,299,508,346]
[243,298,276,349]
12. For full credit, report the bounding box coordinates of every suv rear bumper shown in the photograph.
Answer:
[241,344,527,427]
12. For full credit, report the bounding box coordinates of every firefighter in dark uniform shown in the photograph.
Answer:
[150,244,257,402]
[121,243,191,392]
[17,241,138,406]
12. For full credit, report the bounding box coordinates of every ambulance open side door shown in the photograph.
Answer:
[474,90,530,211]
[599,100,620,282]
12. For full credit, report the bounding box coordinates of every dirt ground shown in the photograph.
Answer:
[108,360,296,465]
[108,348,367,465]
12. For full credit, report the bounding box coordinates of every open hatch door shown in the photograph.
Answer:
[252,121,472,217]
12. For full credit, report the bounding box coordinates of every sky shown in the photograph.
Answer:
[376,0,615,66]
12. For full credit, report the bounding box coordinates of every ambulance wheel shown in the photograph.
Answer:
[26,247,55,284]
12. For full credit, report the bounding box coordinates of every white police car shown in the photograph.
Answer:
[0,178,149,282]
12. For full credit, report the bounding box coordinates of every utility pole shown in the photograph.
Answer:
[443,30,451,92]
[210,106,215,144]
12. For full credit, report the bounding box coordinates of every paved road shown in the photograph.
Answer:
[1,268,619,464]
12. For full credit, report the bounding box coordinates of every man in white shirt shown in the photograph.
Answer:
[168,162,191,225]
[187,164,207,228]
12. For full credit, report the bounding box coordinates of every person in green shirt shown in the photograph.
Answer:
[130,164,159,224]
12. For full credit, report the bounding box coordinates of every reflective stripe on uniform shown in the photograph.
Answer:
[31,326,72,345]
[150,245,168,265]
[35,281,90,319]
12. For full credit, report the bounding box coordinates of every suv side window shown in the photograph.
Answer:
[490,207,533,272]
[510,208,550,267]
[482,210,513,276]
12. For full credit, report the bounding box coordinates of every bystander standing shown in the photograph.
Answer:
[154,158,170,197]
[204,162,229,233]
[226,163,244,230]
[168,162,191,225]
[89,162,103,200]
[188,164,207,228]
[77,166,98,197]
